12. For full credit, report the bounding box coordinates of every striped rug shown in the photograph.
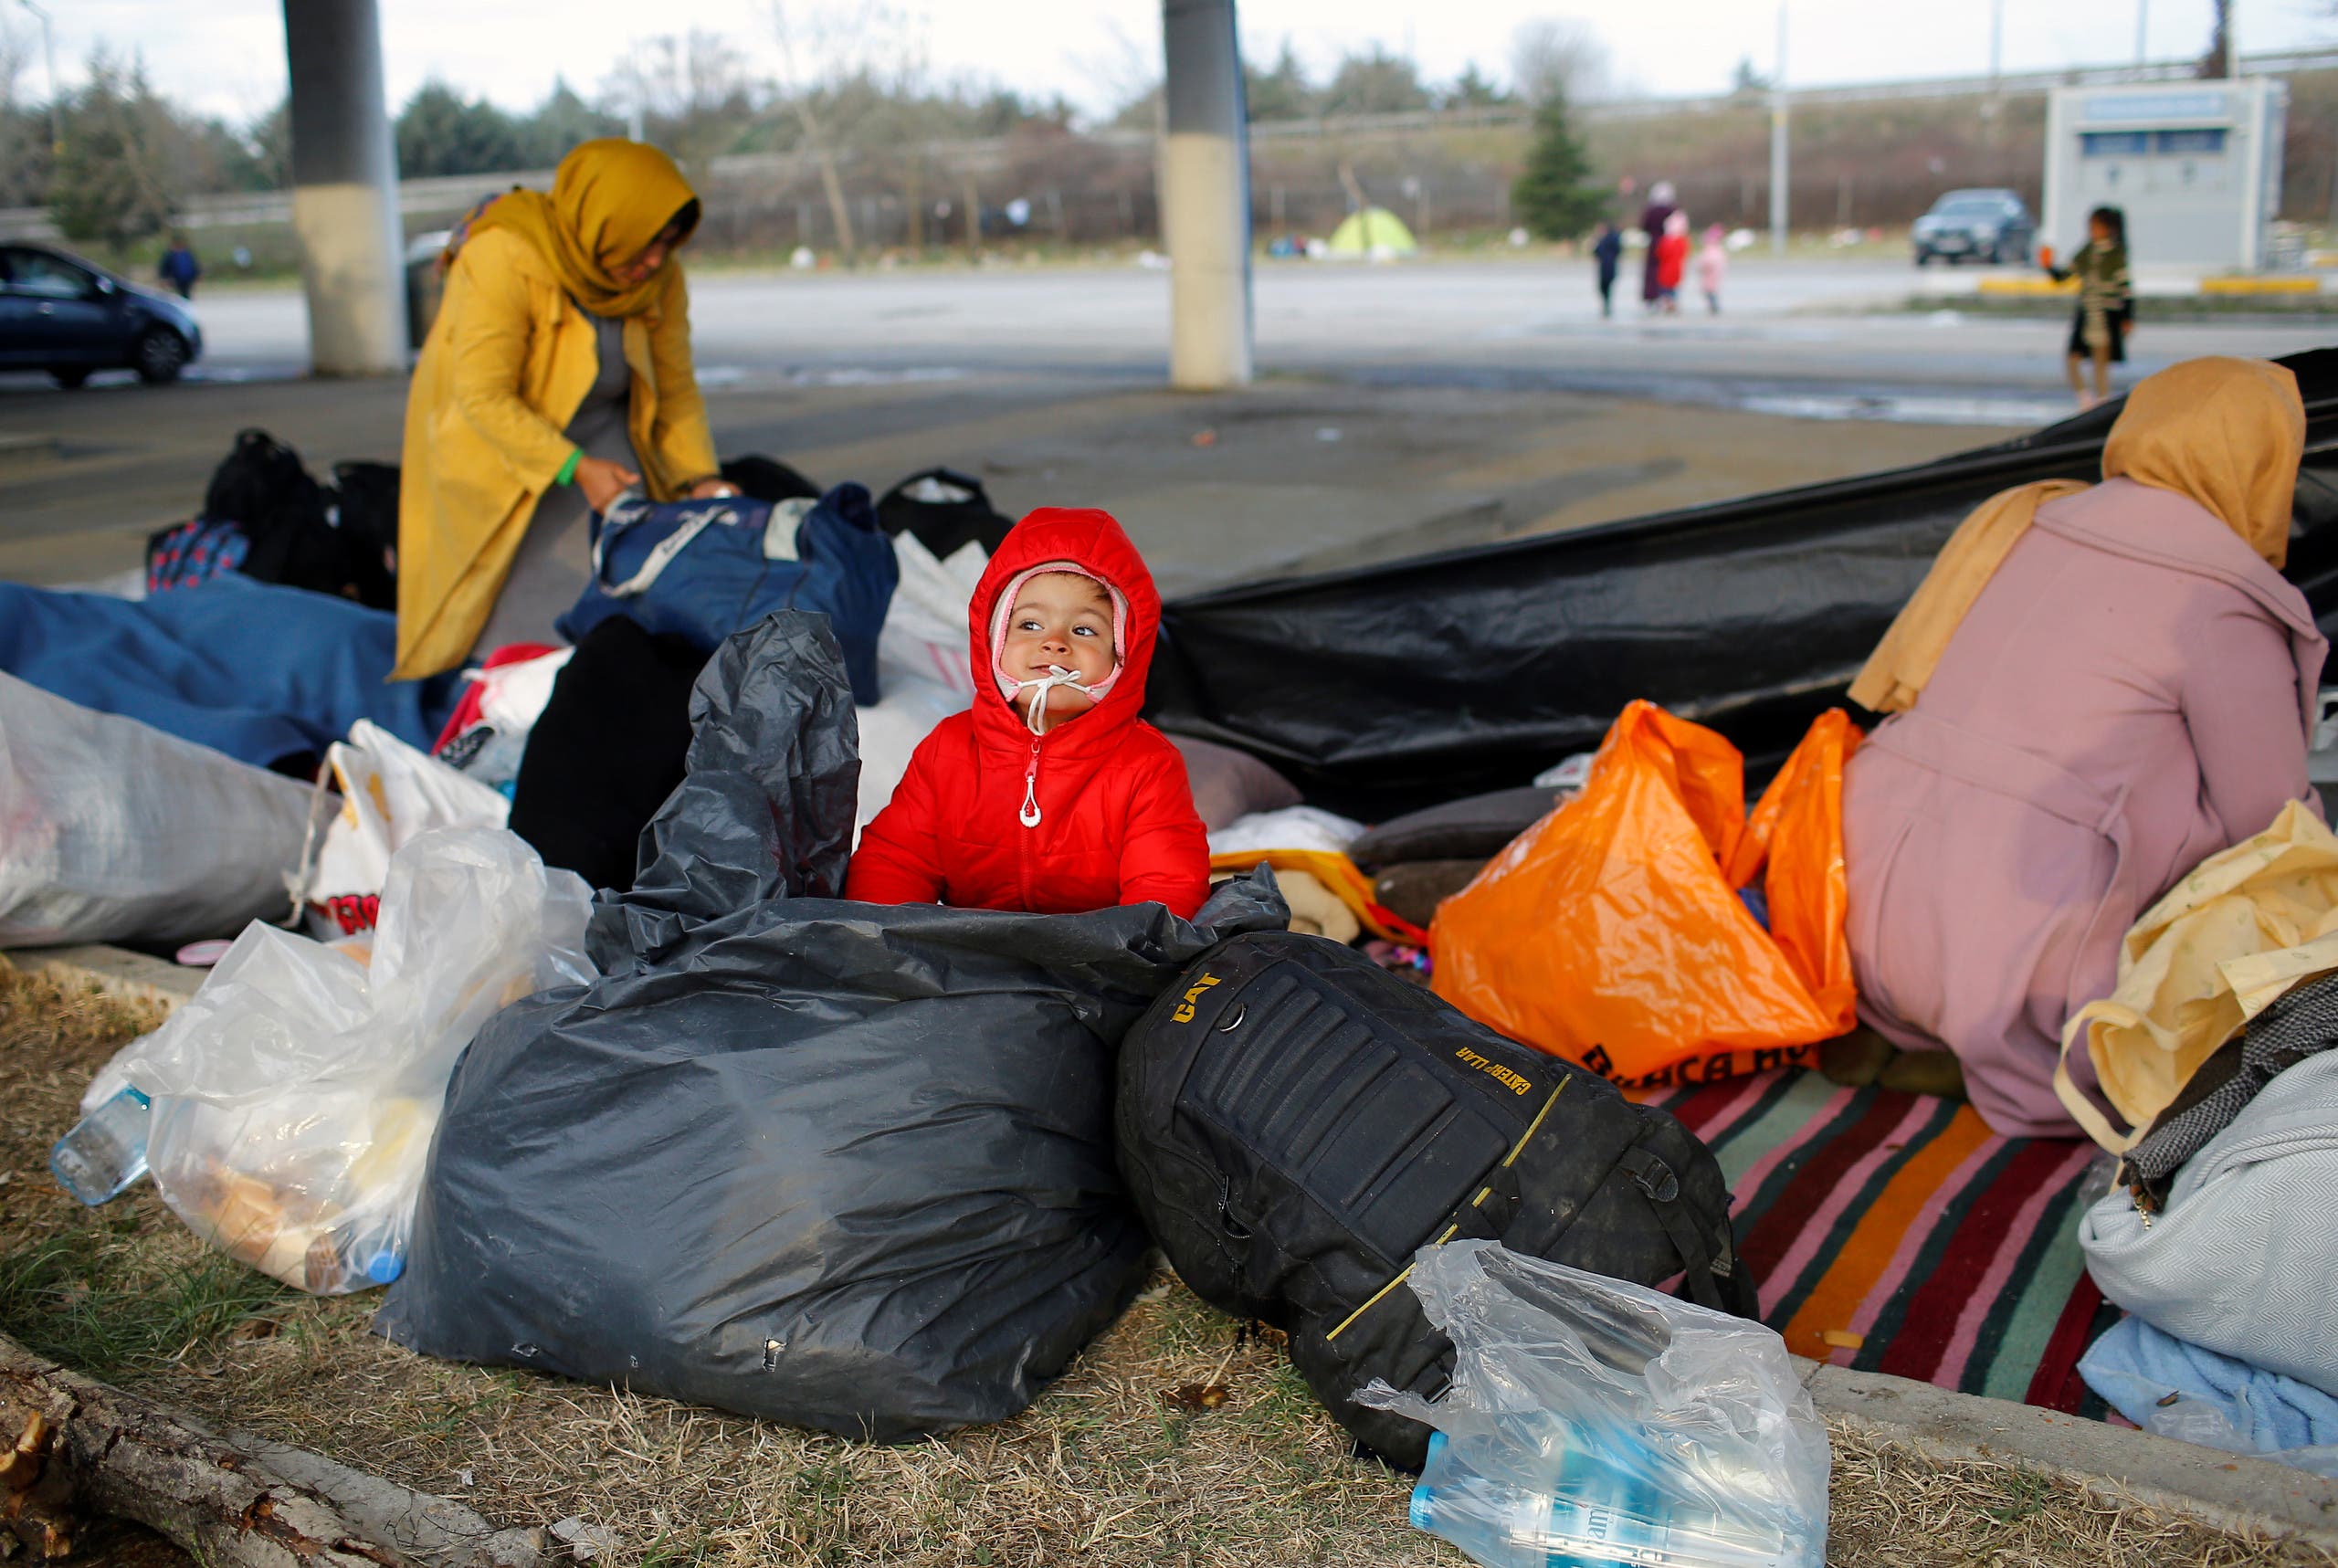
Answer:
[1635,1068,2122,1415]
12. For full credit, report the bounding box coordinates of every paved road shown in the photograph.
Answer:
[3,256,2330,589]
[20,257,2335,425]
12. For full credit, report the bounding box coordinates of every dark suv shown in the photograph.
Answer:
[1911,189,2035,267]
[0,243,205,387]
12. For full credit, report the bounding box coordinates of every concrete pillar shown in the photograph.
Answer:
[282,0,407,374]
[1159,0,1252,390]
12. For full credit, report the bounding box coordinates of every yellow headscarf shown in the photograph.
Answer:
[467,139,700,318]
[1849,356,2306,715]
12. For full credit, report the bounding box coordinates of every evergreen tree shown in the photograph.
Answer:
[1443,61,1513,110]
[517,79,622,167]
[395,80,526,177]
[1245,40,1314,121]
[1318,45,1430,118]
[1510,93,1604,240]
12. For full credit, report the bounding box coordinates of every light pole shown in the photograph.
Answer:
[14,0,58,156]
[1769,5,1788,257]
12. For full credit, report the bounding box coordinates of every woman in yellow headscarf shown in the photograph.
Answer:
[1839,357,2326,1137]
[395,139,732,679]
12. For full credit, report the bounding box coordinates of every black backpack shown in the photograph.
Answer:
[1116,931,1754,1469]
[182,429,376,604]
[328,460,401,611]
[876,466,1014,559]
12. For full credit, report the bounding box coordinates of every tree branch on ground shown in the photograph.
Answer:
[0,1328,540,1566]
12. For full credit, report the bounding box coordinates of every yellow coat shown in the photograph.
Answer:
[393,226,719,679]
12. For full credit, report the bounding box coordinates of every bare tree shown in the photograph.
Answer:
[0,13,49,207]
[602,31,762,183]
[1509,17,1615,107]
[767,0,925,261]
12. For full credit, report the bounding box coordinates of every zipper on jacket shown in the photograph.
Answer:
[1018,737,1042,910]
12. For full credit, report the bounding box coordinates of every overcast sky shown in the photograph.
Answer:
[16,0,2336,128]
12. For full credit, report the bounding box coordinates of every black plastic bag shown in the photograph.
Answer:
[1147,347,2338,818]
[376,612,1285,1440]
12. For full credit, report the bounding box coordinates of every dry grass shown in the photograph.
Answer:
[3,962,2334,1568]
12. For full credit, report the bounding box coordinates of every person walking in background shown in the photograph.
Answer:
[1592,221,1622,318]
[2047,205,2133,411]
[1696,224,1729,314]
[158,237,201,300]
[1638,181,1677,311]
[1654,211,1690,315]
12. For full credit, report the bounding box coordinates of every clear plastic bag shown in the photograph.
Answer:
[86,827,591,1294]
[1358,1240,1829,1568]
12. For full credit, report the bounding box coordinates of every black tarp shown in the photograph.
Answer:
[1146,348,2338,818]
[375,614,1285,1440]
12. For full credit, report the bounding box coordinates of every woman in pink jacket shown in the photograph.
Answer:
[1842,357,2324,1136]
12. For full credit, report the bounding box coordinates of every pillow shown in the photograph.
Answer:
[1374,858,1488,930]
[1347,786,1564,868]
[1172,734,1302,832]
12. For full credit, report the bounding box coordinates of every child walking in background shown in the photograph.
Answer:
[1592,221,1622,319]
[1696,225,1729,315]
[2046,205,2133,410]
[1654,211,1690,315]
[847,506,1211,918]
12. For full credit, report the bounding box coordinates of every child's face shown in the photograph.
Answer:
[1005,572,1116,720]
[2090,216,2114,245]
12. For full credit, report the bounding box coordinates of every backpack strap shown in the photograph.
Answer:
[589,492,723,597]
[1615,1144,1754,1318]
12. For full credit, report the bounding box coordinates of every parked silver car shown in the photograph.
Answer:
[1912,189,2035,267]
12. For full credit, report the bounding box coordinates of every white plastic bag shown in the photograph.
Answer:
[858,534,987,830]
[0,672,316,947]
[1359,1241,1828,1568]
[437,646,574,788]
[301,719,511,936]
[88,828,592,1294]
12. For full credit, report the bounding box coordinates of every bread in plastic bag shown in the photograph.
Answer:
[86,827,591,1294]
[1358,1240,1828,1568]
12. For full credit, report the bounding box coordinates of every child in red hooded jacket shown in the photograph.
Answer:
[845,506,1212,918]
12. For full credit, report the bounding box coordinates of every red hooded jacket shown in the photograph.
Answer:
[845,507,1211,918]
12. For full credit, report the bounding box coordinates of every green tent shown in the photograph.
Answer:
[1325,206,1418,258]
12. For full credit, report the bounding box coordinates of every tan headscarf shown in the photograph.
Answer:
[466,139,700,318]
[1849,356,2306,714]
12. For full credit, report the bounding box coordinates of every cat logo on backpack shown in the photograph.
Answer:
[1172,973,1222,1024]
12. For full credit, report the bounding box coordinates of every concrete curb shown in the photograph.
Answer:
[1802,1360,2338,1548]
[4,943,205,1013]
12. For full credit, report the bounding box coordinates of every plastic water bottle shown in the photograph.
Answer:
[1408,1431,1798,1568]
[49,1086,153,1206]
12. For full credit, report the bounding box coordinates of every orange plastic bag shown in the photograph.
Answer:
[1430,702,1861,1089]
